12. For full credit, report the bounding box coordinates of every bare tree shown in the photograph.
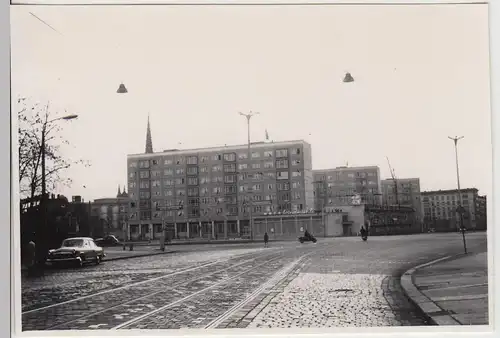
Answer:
[17,97,90,204]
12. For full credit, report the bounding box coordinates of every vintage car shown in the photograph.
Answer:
[95,235,121,247]
[46,237,106,267]
[298,233,317,244]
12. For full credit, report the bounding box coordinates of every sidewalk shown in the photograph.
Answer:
[401,252,488,326]
[103,246,174,261]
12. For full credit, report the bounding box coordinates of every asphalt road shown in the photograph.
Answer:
[20,232,487,331]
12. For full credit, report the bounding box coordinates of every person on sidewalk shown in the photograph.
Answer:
[26,236,36,277]
[264,232,269,247]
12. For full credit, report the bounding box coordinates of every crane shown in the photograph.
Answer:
[386,156,399,206]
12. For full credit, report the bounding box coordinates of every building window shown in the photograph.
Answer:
[266,172,276,179]
[253,206,263,213]
[212,176,223,183]
[200,156,209,163]
[175,157,185,165]
[139,171,150,179]
[276,159,289,169]
[225,185,237,194]
[140,181,150,189]
[216,208,223,215]
[129,182,137,189]
[238,153,248,159]
[212,165,222,172]
[200,187,208,195]
[291,148,301,155]
[164,158,173,165]
[212,154,222,161]
[175,178,186,185]
[164,168,173,176]
[152,180,160,187]
[292,171,302,177]
[153,191,161,197]
[139,160,150,169]
[177,189,185,196]
[264,150,273,158]
[252,172,263,180]
[165,189,173,196]
[223,153,236,161]
[188,188,199,196]
[267,184,274,190]
[251,152,260,158]
[213,187,222,194]
[224,164,236,173]
[199,177,208,184]
[176,168,185,175]
[292,182,301,189]
[253,184,262,191]
[292,160,301,166]
[164,179,174,186]
[238,163,248,170]
[264,161,274,169]
[152,159,159,166]
[293,192,301,199]
[129,172,137,179]
[252,163,261,169]
[239,185,247,192]
[129,162,138,168]
[200,166,208,173]
[188,177,199,185]
[277,171,289,180]
[348,173,354,178]
[276,149,288,157]
[278,182,290,191]
[187,156,198,165]
[187,167,198,175]
[225,174,237,183]
[140,191,150,198]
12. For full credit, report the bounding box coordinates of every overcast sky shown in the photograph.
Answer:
[11,4,491,201]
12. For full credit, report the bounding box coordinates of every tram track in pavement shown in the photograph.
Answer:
[23,248,286,331]
[114,244,329,330]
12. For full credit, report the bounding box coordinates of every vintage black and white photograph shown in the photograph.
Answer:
[11,2,491,333]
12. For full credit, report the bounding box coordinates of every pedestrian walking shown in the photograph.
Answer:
[264,232,269,247]
[26,237,36,277]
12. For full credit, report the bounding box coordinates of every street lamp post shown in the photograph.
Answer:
[36,113,78,273]
[239,111,259,240]
[448,136,467,254]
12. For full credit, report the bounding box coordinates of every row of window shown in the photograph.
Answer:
[132,180,302,192]
[137,188,304,199]
[129,148,303,169]
[423,194,470,202]
[316,171,377,181]
[130,203,306,220]
[130,170,302,182]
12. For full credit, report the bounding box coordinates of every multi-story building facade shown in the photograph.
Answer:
[421,188,485,231]
[381,178,423,226]
[90,187,130,240]
[127,124,314,240]
[313,166,382,209]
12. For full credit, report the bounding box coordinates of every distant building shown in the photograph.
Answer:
[421,188,485,231]
[381,178,424,227]
[313,166,383,208]
[126,117,315,241]
[90,186,130,240]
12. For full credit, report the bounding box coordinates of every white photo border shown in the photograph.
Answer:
[5,1,498,338]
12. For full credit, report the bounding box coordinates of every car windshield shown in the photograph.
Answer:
[62,239,84,247]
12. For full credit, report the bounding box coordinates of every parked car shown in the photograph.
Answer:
[46,237,105,267]
[95,235,121,247]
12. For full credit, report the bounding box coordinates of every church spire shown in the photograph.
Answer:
[117,185,121,197]
[145,114,153,154]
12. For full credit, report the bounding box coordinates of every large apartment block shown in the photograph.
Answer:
[127,139,314,240]
[381,178,423,223]
[313,166,382,208]
[421,188,486,231]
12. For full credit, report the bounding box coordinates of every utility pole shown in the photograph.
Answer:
[449,136,467,254]
[239,111,259,240]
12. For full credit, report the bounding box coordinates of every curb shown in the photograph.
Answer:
[102,250,176,262]
[400,253,470,326]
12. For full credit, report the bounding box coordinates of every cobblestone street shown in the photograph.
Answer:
[20,232,487,331]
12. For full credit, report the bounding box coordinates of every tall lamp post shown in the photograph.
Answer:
[239,111,259,240]
[36,113,78,273]
[448,136,467,254]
